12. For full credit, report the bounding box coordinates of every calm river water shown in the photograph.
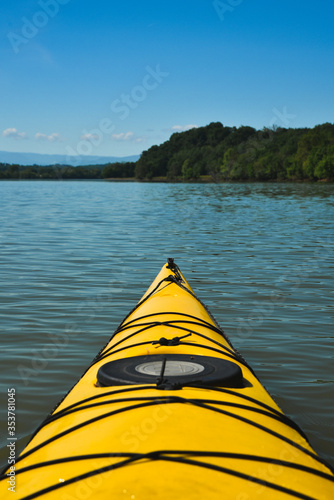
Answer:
[0,180,333,468]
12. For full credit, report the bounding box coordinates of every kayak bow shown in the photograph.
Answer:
[1,259,333,499]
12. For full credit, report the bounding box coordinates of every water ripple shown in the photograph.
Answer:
[0,180,333,467]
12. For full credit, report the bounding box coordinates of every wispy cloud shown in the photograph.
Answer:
[35,132,63,142]
[110,131,147,145]
[80,133,100,142]
[2,127,28,139]
[111,131,135,141]
[171,124,198,132]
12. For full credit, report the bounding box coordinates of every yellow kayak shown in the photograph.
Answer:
[1,259,333,499]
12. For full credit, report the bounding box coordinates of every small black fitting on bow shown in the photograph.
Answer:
[152,333,192,347]
[155,357,182,390]
[166,258,175,269]
[166,258,183,282]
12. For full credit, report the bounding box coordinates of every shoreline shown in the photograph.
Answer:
[103,176,334,184]
[0,176,332,183]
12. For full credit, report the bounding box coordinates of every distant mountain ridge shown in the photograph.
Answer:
[0,151,140,166]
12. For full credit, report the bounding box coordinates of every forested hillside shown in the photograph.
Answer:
[135,122,334,181]
[1,122,333,181]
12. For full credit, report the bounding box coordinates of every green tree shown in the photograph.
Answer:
[9,165,20,179]
[181,159,192,179]
[314,146,334,179]
[20,168,38,179]
[221,148,237,180]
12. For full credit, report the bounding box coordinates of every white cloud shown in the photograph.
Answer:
[34,133,48,141]
[81,133,100,141]
[2,128,28,139]
[35,132,62,142]
[171,124,198,132]
[110,132,147,143]
[111,131,134,141]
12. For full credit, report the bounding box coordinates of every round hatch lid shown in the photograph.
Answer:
[135,359,205,377]
[97,354,243,388]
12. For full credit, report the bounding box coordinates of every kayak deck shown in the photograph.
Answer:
[1,259,333,499]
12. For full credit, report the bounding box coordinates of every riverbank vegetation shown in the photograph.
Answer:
[135,122,334,182]
[0,162,136,181]
[1,122,333,181]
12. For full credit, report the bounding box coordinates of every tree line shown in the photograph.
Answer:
[0,162,135,180]
[1,122,333,181]
[135,122,334,181]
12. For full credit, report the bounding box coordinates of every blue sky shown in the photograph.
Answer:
[1,0,333,160]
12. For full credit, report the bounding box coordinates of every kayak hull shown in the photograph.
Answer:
[1,260,333,499]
